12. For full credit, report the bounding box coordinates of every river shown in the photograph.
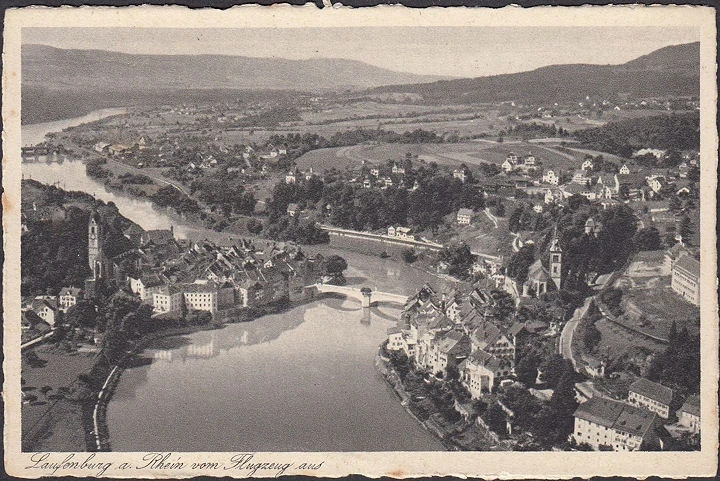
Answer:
[23,109,206,238]
[22,111,446,452]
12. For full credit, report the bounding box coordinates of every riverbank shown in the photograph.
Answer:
[87,293,335,452]
[374,349,512,451]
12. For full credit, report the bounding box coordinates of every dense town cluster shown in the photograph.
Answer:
[22,207,330,345]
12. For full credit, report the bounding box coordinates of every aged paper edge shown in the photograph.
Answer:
[2,4,718,479]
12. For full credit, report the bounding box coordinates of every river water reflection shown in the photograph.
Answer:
[22,112,447,452]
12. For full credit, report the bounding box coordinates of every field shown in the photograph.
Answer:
[621,284,700,338]
[612,251,700,339]
[294,140,594,173]
[22,344,98,450]
[593,318,667,362]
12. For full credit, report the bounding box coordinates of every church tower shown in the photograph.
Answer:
[549,236,562,290]
[88,211,103,279]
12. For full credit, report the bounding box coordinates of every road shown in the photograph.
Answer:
[558,296,594,370]
[511,231,522,252]
[483,208,499,228]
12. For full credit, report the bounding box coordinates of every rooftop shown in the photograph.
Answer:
[573,396,626,428]
[679,394,700,417]
[629,378,674,405]
[673,253,700,280]
[612,403,657,437]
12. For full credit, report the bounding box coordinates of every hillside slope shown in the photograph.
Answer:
[370,42,699,104]
[22,44,447,92]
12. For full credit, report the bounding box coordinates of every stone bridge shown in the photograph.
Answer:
[311,283,409,307]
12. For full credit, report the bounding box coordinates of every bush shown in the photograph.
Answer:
[401,248,417,264]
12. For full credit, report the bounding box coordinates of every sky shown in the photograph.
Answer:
[23,27,699,78]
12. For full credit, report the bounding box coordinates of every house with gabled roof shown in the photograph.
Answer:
[628,377,674,419]
[459,349,513,396]
[573,396,660,451]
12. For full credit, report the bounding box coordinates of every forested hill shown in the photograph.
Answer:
[369,42,699,105]
[574,112,700,157]
[22,44,445,92]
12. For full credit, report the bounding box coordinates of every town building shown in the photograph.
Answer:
[572,170,592,185]
[671,253,700,305]
[628,378,673,419]
[676,394,700,434]
[392,163,405,175]
[542,170,559,185]
[286,203,299,217]
[453,169,468,183]
[31,297,58,327]
[457,208,474,225]
[460,349,512,396]
[58,287,82,312]
[572,397,659,451]
[386,326,404,351]
[152,285,185,314]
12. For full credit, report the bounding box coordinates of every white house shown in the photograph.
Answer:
[573,397,659,451]
[581,159,594,171]
[572,170,592,185]
[542,170,559,185]
[58,287,82,312]
[285,171,297,184]
[457,208,473,225]
[386,327,404,351]
[620,164,631,175]
[676,394,700,434]
[628,377,673,419]
[453,169,468,183]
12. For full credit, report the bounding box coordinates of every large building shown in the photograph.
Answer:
[628,377,674,419]
[573,397,659,451]
[671,253,700,305]
[677,394,700,434]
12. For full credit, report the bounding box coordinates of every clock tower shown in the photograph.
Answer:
[88,211,103,279]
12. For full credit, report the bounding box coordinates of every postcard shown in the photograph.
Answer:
[3,4,718,478]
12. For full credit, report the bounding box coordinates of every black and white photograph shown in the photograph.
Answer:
[3,5,717,479]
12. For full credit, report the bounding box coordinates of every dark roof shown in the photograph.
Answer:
[679,394,700,417]
[612,403,657,437]
[142,229,174,245]
[573,397,626,428]
[629,378,674,405]
[673,253,700,280]
[59,287,82,297]
[508,322,526,337]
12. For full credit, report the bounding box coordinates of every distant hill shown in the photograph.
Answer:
[369,42,700,104]
[22,44,447,92]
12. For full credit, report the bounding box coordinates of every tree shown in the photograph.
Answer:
[247,218,263,234]
[540,354,569,388]
[678,216,693,245]
[65,300,97,329]
[438,243,474,279]
[633,227,662,251]
[515,354,539,387]
[506,243,536,286]
[482,403,507,436]
[325,255,347,276]
[401,248,417,264]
